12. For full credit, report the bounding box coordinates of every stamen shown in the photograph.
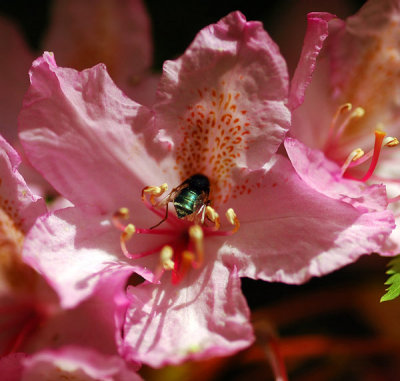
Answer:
[160,245,175,270]
[120,224,136,258]
[189,225,204,268]
[324,103,365,152]
[117,207,129,219]
[141,183,168,205]
[226,208,240,233]
[383,136,399,147]
[125,243,171,260]
[340,148,364,177]
[334,106,365,142]
[114,177,242,284]
[112,208,130,231]
[206,206,220,230]
[122,224,136,240]
[347,134,399,171]
[326,103,352,143]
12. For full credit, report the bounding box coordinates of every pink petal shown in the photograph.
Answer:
[121,261,254,367]
[289,12,336,110]
[222,155,395,284]
[154,11,290,203]
[289,54,335,148]
[22,207,156,308]
[43,0,153,100]
[22,347,142,381]
[0,135,46,233]
[19,52,164,215]
[0,16,33,144]
[284,137,389,212]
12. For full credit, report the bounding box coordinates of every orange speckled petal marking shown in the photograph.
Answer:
[155,12,290,206]
[175,85,251,203]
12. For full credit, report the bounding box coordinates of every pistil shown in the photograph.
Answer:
[342,130,399,182]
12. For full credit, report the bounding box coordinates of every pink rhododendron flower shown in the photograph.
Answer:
[19,12,394,367]
[0,135,141,379]
[286,0,400,254]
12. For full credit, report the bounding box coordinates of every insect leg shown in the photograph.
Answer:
[150,203,169,229]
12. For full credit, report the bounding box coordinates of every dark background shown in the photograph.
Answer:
[0,0,366,72]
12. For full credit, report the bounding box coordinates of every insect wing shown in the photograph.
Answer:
[189,191,209,223]
[156,182,188,207]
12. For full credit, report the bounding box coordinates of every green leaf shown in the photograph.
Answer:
[381,255,400,302]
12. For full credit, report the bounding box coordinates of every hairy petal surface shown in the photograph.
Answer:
[221,155,395,284]
[121,261,253,368]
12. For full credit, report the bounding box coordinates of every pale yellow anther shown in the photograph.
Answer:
[206,206,220,230]
[351,107,365,119]
[325,104,353,150]
[117,207,129,219]
[122,223,136,240]
[384,136,399,147]
[142,183,168,204]
[160,245,175,271]
[340,148,365,176]
[325,104,365,152]
[351,148,365,161]
[226,208,240,233]
[339,103,352,113]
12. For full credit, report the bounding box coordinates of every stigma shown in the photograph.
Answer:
[113,179,239,285]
